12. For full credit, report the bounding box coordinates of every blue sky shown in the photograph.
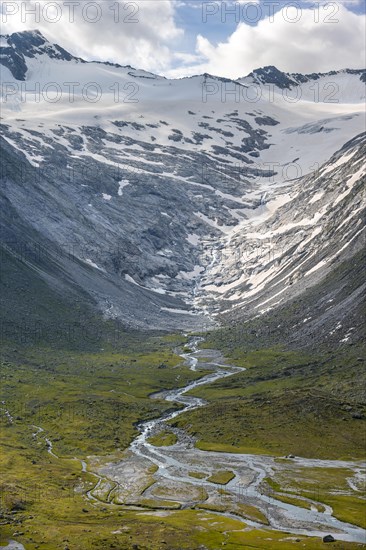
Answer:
[176,1,365,45]
[170,0,366,73]
[1,0,365,78]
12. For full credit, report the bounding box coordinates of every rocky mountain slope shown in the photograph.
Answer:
[196,134,365,317]
[0,30,365,337]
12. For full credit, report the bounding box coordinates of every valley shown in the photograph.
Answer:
[0,331,365,549]
[0,30,365,549]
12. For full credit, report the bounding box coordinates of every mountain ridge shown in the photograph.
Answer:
[1,29,365,85]
[0,30,365,339]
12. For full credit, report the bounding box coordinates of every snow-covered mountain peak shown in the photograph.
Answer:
[244,65,366,89]
[0,31,365,330]
[0,29,83,80]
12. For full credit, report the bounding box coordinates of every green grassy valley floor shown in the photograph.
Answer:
[172,344,366,460]
[1,332,365,549]
[170,338,366,536]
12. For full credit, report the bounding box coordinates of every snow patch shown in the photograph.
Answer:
[118,179,130,196]
[309,191,324,204]
[186,233,200,246]
[85,258,104,271]
[160,307,197,315]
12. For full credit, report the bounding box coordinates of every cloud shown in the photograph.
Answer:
[170,3,366,79]
[0,0,183,73]
[1,1,364,80]
[302,0,361,4]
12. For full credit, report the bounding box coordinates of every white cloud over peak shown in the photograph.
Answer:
[0,0,364,79]
[0,0,183,73]
[189,4,366,79]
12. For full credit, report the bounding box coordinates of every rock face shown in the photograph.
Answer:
[195,133,365,317]
[0,31,365,333]
[246,65,365,89]
[0,30,82,80]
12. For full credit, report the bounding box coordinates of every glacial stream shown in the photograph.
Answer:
[13,338,366,547]
[127,338,366,544]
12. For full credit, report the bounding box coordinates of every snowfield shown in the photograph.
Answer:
[0,30,365,328]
